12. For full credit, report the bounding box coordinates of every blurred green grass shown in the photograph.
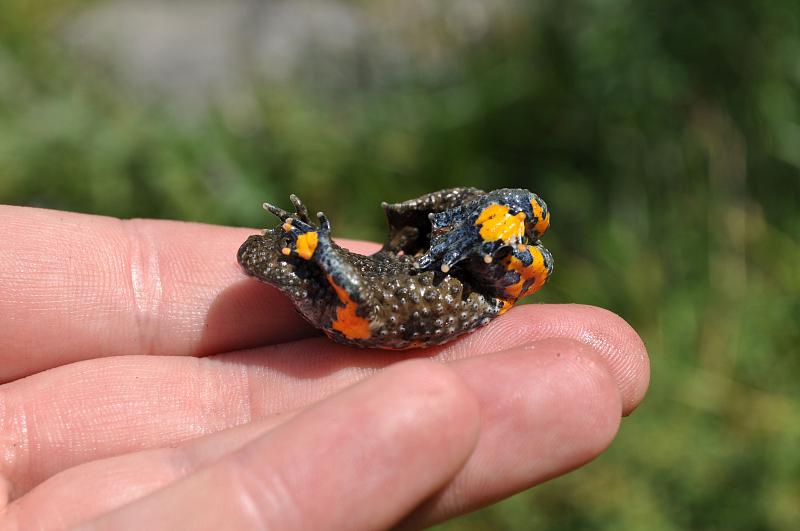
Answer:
[2,0,799,529]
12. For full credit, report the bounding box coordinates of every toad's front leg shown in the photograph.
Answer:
[271,200,376,341]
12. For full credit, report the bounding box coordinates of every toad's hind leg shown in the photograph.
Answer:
[463,242,554,314]
[380,187,485,256]
[275,200,376,341]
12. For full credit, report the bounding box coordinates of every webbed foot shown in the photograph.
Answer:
[264,195,332,261]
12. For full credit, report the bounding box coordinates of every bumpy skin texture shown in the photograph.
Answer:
[237,188,554,349]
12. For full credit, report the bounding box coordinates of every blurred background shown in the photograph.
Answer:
[2,0,799,528]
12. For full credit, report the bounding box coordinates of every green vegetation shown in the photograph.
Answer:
[2,1,798,529]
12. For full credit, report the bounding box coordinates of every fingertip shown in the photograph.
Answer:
[380,359,482,453]
[544,338,624,456]
[564,305,650,415]
[476,304,650,415]
[467,337,623,459]
[398,337,626,528]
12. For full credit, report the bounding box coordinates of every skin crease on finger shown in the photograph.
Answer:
[0,304,648,498]
[1,339,625,531]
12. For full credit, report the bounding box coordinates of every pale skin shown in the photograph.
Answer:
[0,206,650,530]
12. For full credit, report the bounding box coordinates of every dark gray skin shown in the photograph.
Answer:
[237,188,553,349]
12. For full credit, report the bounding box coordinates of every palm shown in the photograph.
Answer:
[0,207,649,530]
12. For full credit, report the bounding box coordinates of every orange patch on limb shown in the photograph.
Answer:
[295,231,319,260]
[501,255,528,299]
[475,204,526,243]
[530,198,550,235]
[498,299,514,315]
[522,246,551,297]
[502,246,550,300]
[326,275,371,340]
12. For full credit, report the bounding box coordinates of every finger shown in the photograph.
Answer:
[1,416,291,527]
[79,360,481,531]
[400,338,623,527]
[4,339,623,530]
[0,206,379,381]
[253,302,650,414]
[0,304,648,495]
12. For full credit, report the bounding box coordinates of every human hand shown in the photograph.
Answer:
[0,206,649,530]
